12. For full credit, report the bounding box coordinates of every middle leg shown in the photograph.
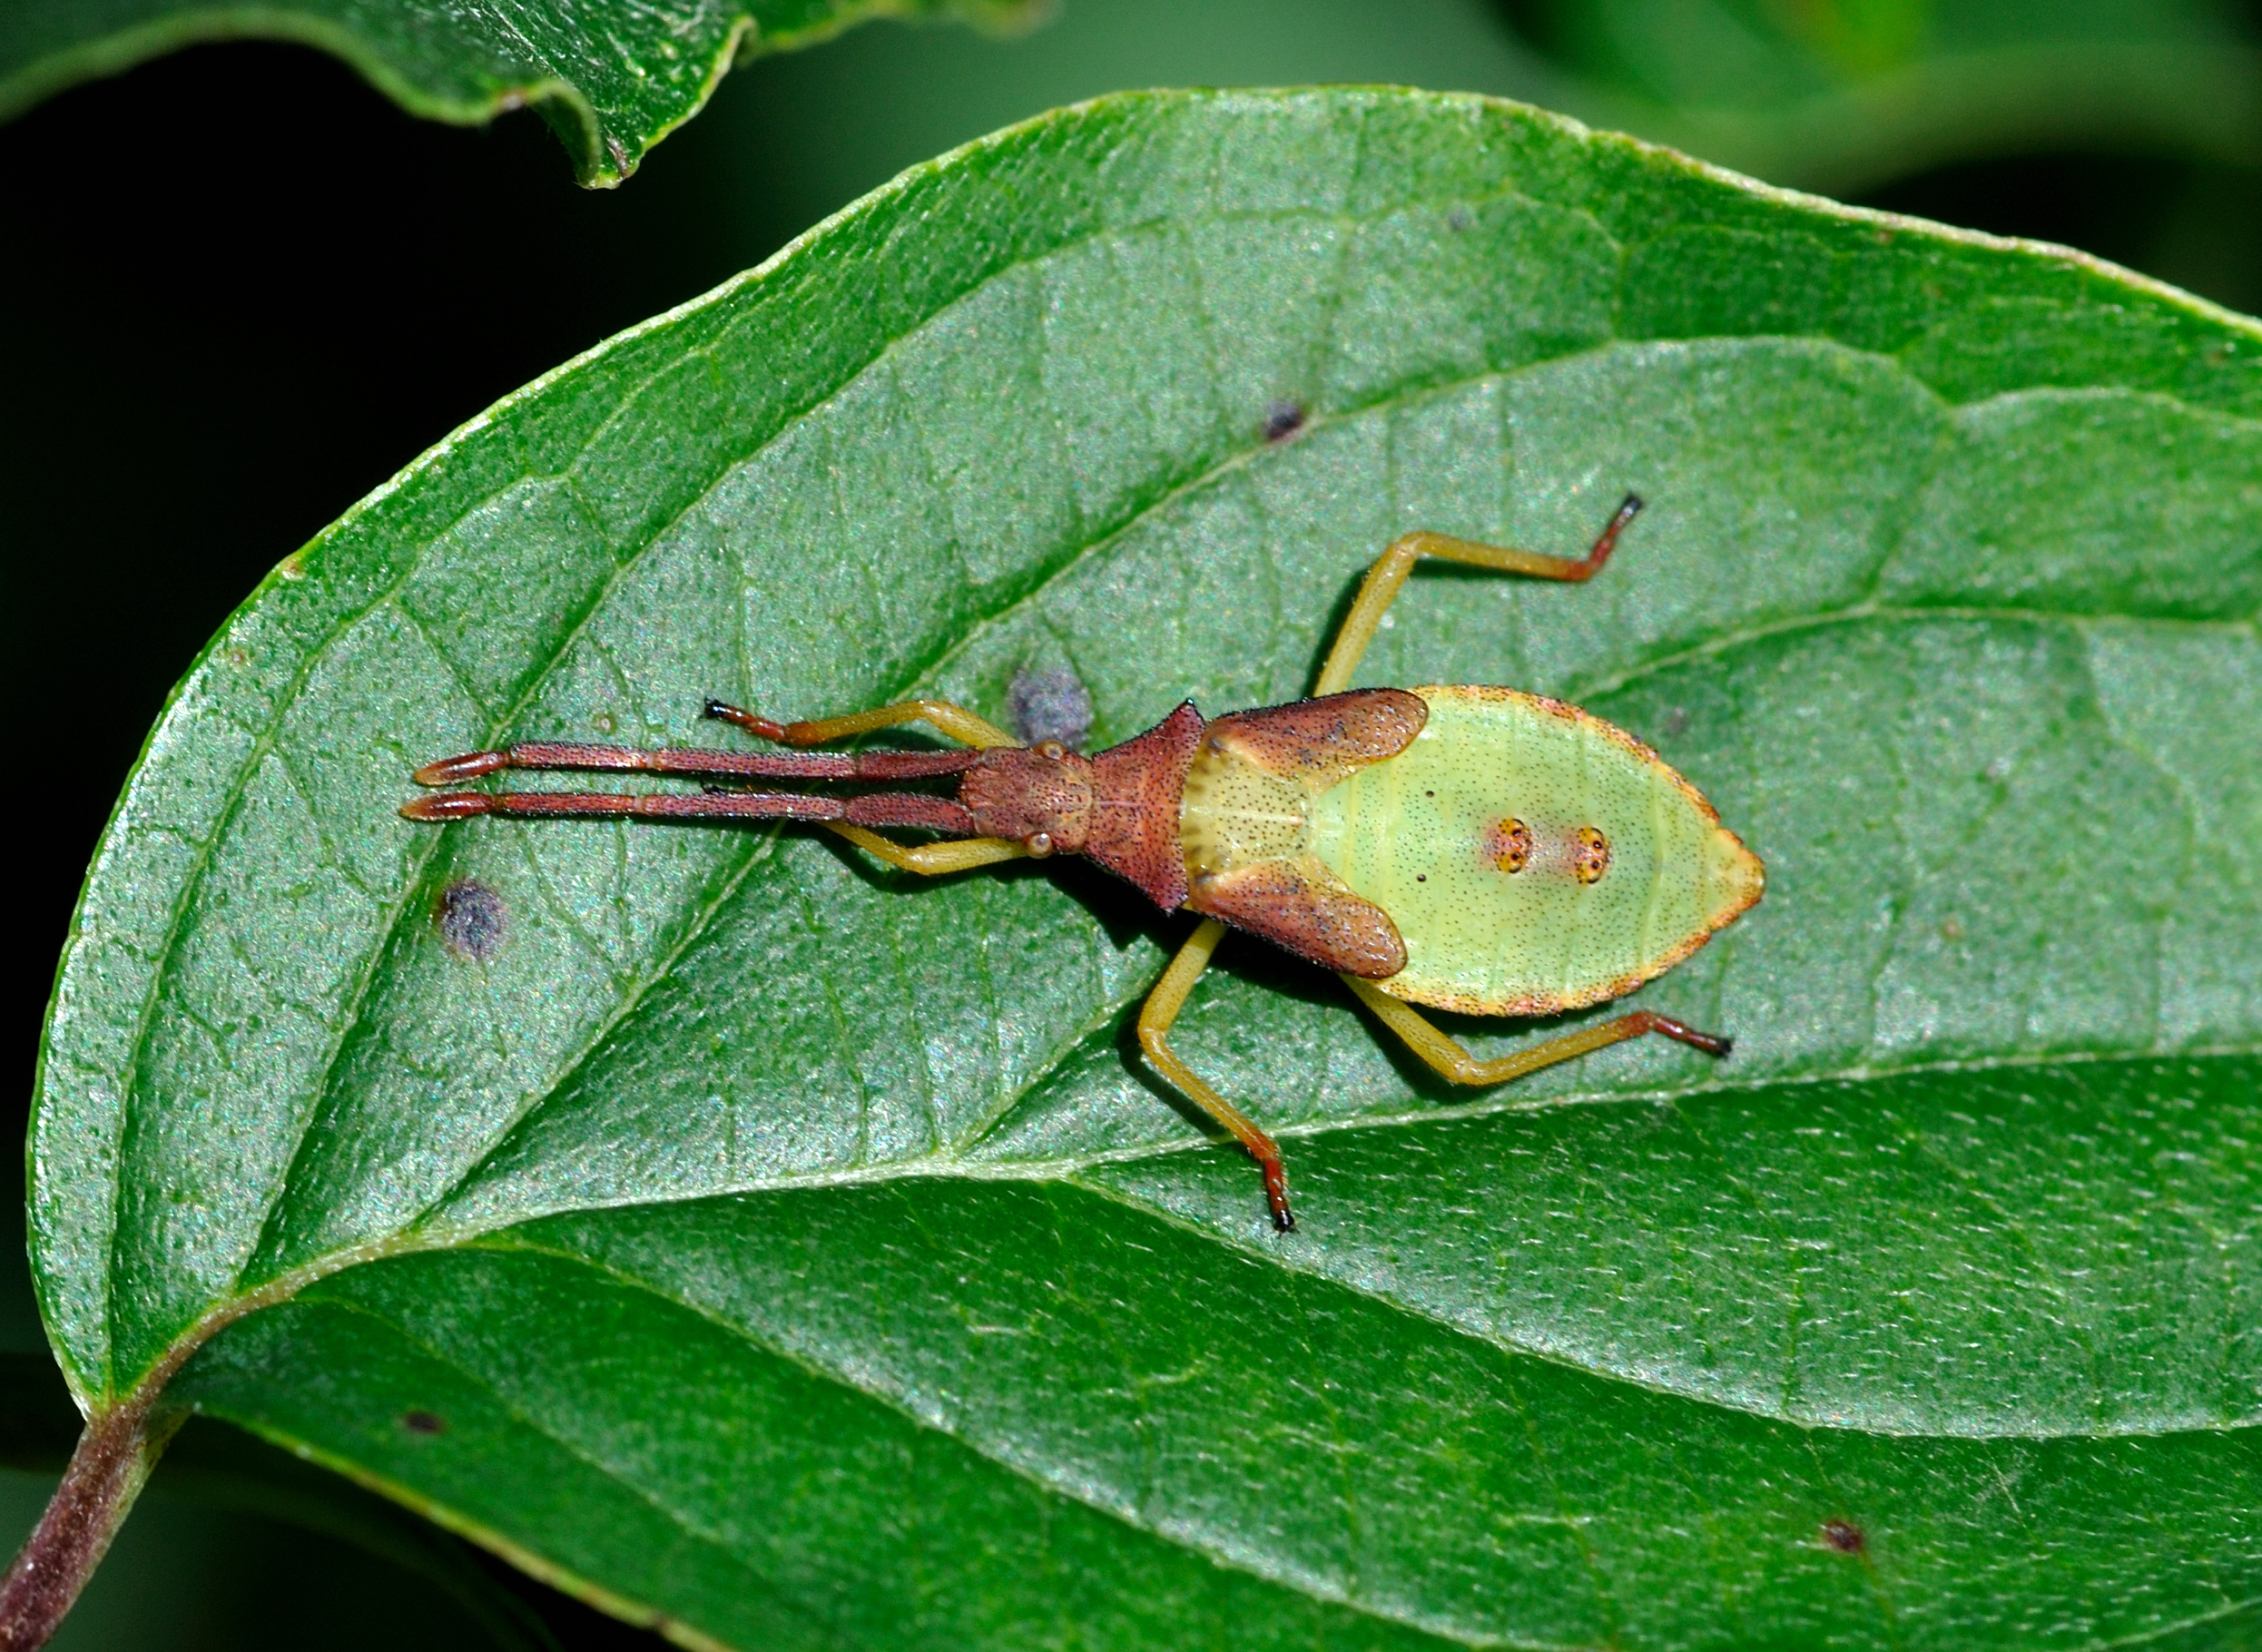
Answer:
[1313,494,1641,694]
[1136,919,1295,1231]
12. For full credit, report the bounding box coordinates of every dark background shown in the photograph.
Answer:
[5,2,2259,1643]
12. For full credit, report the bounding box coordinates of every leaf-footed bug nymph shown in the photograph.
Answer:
[404,497,1765,1231]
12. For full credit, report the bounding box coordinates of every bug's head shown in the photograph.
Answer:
[960,742,1095,858]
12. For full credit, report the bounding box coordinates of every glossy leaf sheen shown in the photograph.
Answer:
[31,90,2262,1649]
[0,0,1036,185]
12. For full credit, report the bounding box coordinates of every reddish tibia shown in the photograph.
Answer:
[1562,492,1642,580]
[1623,1009,1733,1057]
[703,697,790,742]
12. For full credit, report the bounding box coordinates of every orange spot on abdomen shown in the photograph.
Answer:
[1571,825,1611,884]
[1486,818,1532,874]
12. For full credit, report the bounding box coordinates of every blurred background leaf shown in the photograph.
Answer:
[0,0,1047,185]
[4,1,2259,1647]
[1497,0,2262,192]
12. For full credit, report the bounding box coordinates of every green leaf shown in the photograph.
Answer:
[30,88,2262,1648]
[0,0,1041,187]
[1503,0,2262,192]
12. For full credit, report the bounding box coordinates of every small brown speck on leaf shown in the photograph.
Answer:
[437,880,506,961]
[1263,400,1306,442]
[401,1411,446,1436]
[1822,1519,1864,1554]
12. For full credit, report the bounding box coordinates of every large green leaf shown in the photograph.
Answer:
[28,88,2261,1648]
[1500,0,2262,191]
[0,0,1038,185]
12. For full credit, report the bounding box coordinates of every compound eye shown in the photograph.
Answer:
[1025,831,1056,858]
[1035,741,1067,762]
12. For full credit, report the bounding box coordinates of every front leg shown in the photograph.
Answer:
[825,823,1028,874]
[706,697,1019,751]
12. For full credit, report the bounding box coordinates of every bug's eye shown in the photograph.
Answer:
[1035,741,1067,761]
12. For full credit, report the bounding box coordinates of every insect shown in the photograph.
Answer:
[404,497,1765,1230]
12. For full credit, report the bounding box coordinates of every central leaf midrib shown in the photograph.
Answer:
[204,1042,2262,1453]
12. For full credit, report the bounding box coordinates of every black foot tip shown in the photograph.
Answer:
[1273,1209,1297,1234]
[701,697,731,721]
[1712,1037,1733,1058]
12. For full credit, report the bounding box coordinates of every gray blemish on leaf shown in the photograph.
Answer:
[400,1410,447,1435]
[436,880,506,961]
[1263,399,1306,442]
[1005,664,1094,752]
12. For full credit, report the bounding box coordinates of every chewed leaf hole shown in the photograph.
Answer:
[435,880,506,961]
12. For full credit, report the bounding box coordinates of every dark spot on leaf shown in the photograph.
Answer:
[1263,400,1305,442]
[436,880,506,962]
[1448,205,1473,231]
[1005,664,1094,752]
[1821,1519,1864,1553]
[401,1410,446,1436]
[1662,705,1689,736]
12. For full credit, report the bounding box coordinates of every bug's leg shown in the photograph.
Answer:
[824,823,1028,874]
[705,697,1019,751]
[1313,495,1642,694]
[1136,919,1295,1231]
[1341,974,1729,1086]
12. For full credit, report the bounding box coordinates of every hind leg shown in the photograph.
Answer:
[1341,974,1730,1085]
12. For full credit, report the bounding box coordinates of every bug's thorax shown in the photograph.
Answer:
[1181,739,1313,881]
[1172,691,1428,978]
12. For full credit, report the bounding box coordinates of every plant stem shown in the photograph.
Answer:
[0,1392,174,1650]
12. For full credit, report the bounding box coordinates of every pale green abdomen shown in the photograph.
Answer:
[1307,687,1763,1016]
